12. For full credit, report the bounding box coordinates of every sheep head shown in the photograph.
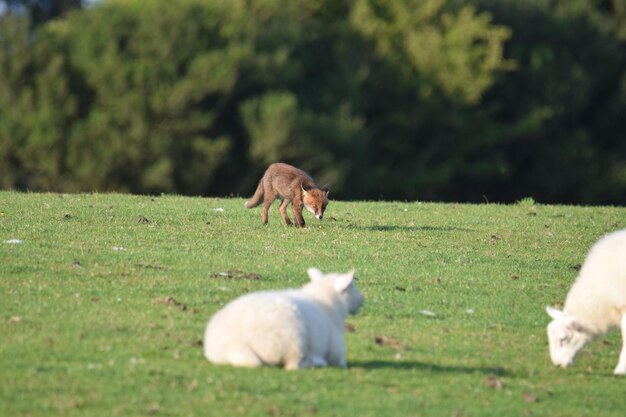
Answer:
[307,268,364,315]
[546,306,593,368]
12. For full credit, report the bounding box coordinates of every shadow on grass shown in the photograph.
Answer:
[350,360,508,375]
[353,225,472,232]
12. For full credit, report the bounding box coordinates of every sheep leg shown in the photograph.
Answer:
[614,314,626,375]
[228,347,264,368]
[289,356,328,369]
[309,356,329,367]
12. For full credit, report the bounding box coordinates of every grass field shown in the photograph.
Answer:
[1,191,626,417]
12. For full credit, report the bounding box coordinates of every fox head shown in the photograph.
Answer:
[301,183,329,220]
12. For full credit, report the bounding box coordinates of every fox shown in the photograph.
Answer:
[245,163,329,227]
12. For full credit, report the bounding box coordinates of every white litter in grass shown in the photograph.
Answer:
[419,310,436,317]
[213,208,225,212]
[465,308,475,315]
[112,246,127,251]
[4,239,24,244]
[128,356,145,366]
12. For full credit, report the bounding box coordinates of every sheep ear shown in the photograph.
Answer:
[333,271,355,292]
[546,306,564,319]
[307,268,324,282]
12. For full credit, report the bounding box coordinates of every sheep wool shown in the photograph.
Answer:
[546,228,626,375]
[203,268,364,370]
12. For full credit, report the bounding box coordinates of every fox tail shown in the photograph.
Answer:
[244,180,264,208]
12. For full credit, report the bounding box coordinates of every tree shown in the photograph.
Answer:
[1,0,83,26]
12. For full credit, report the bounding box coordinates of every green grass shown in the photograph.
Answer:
[1,191,626,417]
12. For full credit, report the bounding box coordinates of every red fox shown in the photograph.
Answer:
[245,163,329,227]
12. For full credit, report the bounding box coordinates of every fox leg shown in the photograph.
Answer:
[261,200,271,225]
[260,187,278,225]
[291,200,305,228]
[614,314,626,375]
[278,199,293,226]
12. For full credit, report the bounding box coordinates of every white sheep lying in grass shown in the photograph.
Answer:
[203,268,364,369]
[546,228,626,375]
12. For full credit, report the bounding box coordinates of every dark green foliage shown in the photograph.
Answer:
[1,0,625,203]
[471,0,626,204]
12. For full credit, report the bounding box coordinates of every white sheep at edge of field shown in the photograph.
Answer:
[546,228,626,375]
[203,268,364,370]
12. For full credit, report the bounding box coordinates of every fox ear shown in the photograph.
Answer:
[321,184,330,196]
[307,268,324,282]
[301,182,312,195]
[546,306,564,320]
[333,271,355,292]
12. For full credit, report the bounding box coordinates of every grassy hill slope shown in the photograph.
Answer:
[1,192,625,416]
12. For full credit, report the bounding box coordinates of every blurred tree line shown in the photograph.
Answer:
[1,0,625,204]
